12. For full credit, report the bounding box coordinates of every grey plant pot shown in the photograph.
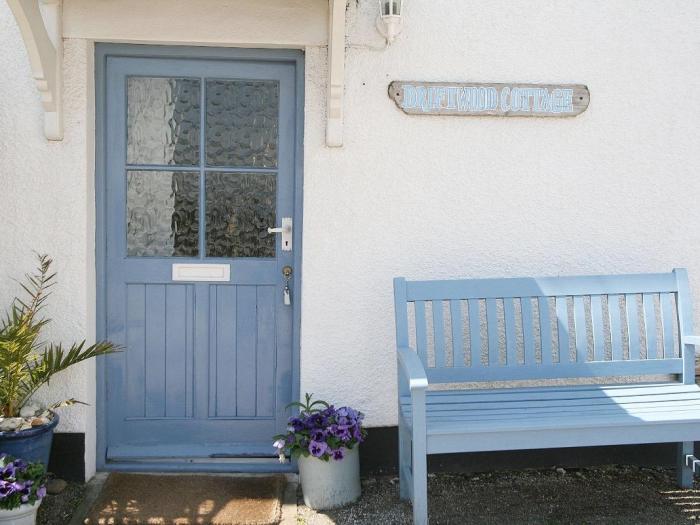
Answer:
[298,446,361,510]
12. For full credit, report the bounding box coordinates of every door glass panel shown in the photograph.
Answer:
[205,80,279,168]
[205,172,276,258]
[127,77,201,166]
[127,171,199,256]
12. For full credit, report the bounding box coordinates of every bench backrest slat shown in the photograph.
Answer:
[432,300,446,368]
[468,299,481,367]
[661,293,675,358]
[539,296,552,365]
[394,270,695,384]
[591,295,604,361]
[522,298,535,365]
[642,293,656,359]
[450,300,464,367]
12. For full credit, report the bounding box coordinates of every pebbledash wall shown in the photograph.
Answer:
[1,0,700,480]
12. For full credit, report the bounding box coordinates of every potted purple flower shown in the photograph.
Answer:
[0,454,46,525]
[273,393,366,510]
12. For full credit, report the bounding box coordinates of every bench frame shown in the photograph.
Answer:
[394,269,699,524]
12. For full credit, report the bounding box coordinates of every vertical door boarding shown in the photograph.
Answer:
[95,45,303,471]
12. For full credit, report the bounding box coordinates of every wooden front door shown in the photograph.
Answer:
[98,46,300,465]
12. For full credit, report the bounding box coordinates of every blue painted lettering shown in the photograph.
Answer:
[500,87,511,111]
[402,84,417,109]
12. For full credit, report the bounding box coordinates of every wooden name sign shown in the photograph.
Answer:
[389,81,590,117]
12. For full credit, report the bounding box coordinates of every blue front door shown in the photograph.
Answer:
[101,49,299,462]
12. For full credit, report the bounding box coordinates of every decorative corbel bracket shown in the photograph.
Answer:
[7,0,63,140]
[326,0,345,147]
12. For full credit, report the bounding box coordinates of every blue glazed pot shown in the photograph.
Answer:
[0,414,58,467]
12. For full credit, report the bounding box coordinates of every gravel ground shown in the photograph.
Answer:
[298,465,700,525]
[37,482,86,525]
[28,466,700,524]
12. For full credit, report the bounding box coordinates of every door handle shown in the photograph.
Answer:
[267,217,292,251]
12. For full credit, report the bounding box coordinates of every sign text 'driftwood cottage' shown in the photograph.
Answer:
[389,81,590,117]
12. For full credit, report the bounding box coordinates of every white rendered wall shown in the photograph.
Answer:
[1,1,700,479]
[299,0,700,425]
[0,6,96,477]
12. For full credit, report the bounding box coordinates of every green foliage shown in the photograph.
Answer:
[0,254,118,418]
[285,392,329,414]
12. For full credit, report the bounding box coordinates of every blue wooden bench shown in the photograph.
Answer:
[394,270,700,524]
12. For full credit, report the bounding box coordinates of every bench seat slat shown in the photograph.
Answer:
[421,409,700,433]
[402,399,700,422]
[410,383,700,402]
[426,421,700,455]
[402,404,700,428]
[405,402,700,422]
[402,391,700,412]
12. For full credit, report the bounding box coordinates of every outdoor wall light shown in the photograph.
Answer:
[376,0,404,45]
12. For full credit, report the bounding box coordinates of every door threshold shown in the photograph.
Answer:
[103,459,296,474]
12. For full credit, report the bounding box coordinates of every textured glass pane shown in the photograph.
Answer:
[206,80,279,168]
[206,172,276,258]
[127,77,201,166]
[127,171,199,256]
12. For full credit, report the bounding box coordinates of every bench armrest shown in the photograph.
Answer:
[397,346,429,391]
[682,336,700,346]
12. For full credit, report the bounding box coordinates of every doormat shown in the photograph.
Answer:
[83,473,285,525]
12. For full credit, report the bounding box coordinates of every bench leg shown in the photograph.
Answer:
[398,422,411,501]
[677,441,695,488]
[411,428,428,525]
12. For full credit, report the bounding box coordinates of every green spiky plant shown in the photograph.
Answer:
[0,254,118,419]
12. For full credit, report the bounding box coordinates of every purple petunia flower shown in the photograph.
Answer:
[36,485,46,499]
[332,448,345,461]
[310,429,326,442]
[288,418,305,432]
[0,481,15,498]
[353,425,364,440]
[309,440,328,457]
[2,464,15,478]
[335,425,351,441]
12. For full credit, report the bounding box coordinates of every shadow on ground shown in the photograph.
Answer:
[299,465,700,525]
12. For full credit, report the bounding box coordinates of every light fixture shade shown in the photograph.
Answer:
[379,0,402,16]
[377,0,404,44]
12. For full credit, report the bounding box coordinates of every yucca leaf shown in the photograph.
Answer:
[0,254,120,416]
